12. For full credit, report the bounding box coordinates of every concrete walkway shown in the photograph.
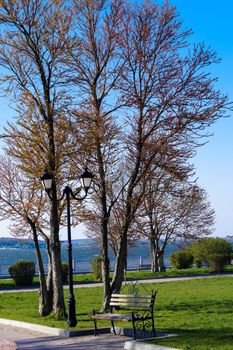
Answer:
[0,335,16,350]
[0,323,180,350]
[0,324,129,349]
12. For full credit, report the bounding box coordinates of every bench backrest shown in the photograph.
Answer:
[110,292,157,311]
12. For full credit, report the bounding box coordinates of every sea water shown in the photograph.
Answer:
[0,238,178,275]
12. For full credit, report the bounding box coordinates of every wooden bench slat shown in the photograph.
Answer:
[110,298,153,302]
[110,295,153,307]
[92,313,153,321]
[92,313,132,322]
[110,303,152,308]
[111,294,153,299]
[110,300,152,304]
[110,297,153,302]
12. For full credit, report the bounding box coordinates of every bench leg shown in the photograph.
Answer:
[111,320,116,335]
[151,312,156,337]
[93,310,98,336]
[132,312,136,340]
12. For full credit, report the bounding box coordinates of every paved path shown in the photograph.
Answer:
[0,324,129,350]
[1,273,233,293]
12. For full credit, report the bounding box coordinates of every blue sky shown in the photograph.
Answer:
[168,0,233,237]
[0,0,233,239]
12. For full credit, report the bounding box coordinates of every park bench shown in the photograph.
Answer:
[92,291,157,339]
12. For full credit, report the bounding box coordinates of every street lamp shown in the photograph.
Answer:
[40,168,94,327]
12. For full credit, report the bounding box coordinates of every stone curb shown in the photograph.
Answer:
[124,339,180,350]
[0,318,70,337]
[0,318,110,338]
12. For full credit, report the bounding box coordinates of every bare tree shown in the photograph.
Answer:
[66,0,229,305]
[136,172,215,271]
[110,0,228,292]
[66,0,125,310]
[0,0,75,317]
[0,156,52,316]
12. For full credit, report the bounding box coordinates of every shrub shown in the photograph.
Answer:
[90,256,102,281]
[9,260,35,286]
[61,262,69,283]
[208,254,230,273]
[170,251,194,269]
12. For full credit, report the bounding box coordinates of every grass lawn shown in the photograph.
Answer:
[149,277,233,350]
[1,276,233,348]
[0,287,104,330]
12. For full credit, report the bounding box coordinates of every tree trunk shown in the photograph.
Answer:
[101,219,111,311]
[111,175,141,292]
[48,118,66,319]
[150,238,159,272]
[97,141,111,311]
[43,234,53,308]
[150,237,166,272]
[111,157,142,293]
[158,248,166,272]
[111,229,128,293]
[50,206,66,318]
[31,223,52,316]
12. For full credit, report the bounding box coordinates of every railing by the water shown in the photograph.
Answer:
[0,257,155,277]
[0,265,10,276]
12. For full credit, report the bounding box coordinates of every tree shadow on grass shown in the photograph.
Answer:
[161,298,233,314]
[155,327,233,350]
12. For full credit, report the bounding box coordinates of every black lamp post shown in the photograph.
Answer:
[40,168,94,327]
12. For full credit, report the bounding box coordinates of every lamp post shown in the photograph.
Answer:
[40,168,94,327]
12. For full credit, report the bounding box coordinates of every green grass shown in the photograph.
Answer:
[1,276,233,348]
[0,288,103,330]
[147,277,233,350]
